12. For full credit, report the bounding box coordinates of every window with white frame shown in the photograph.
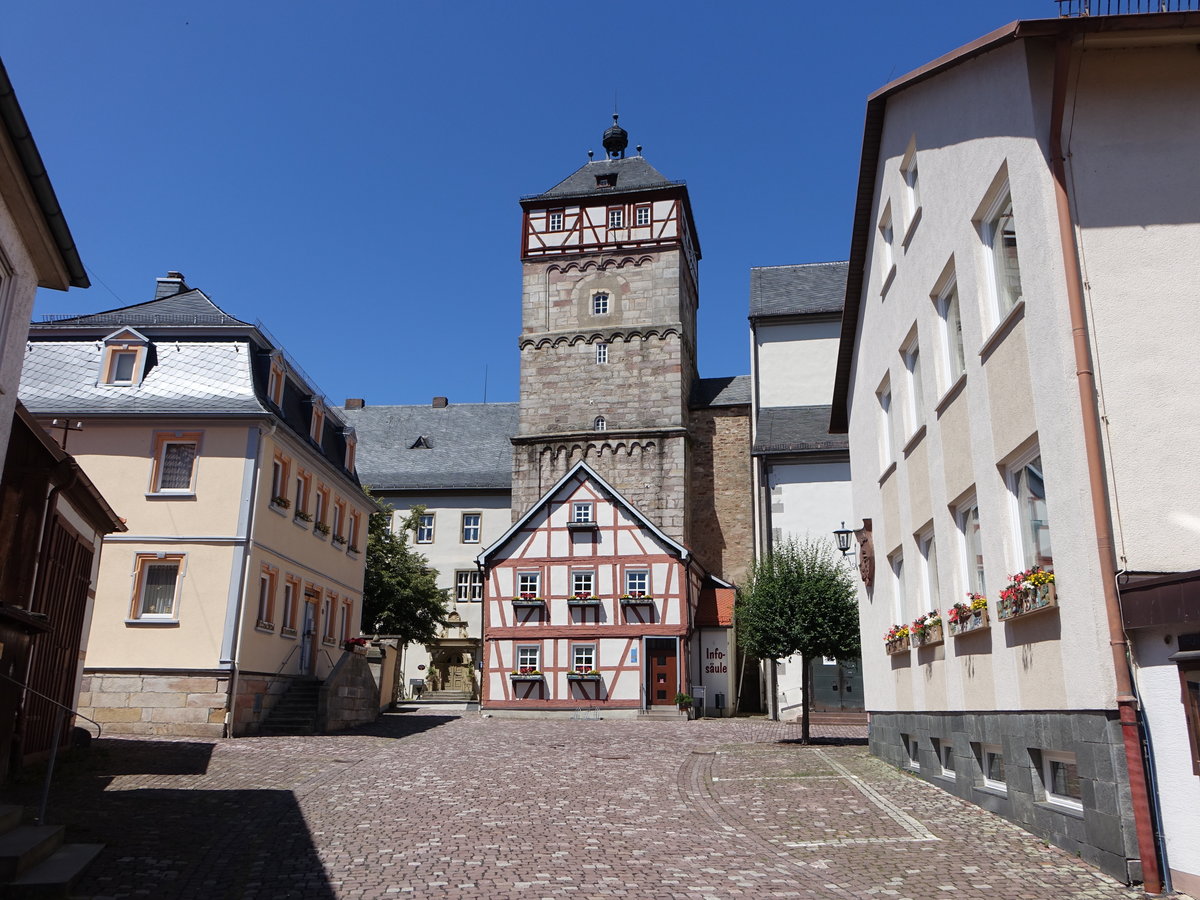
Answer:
[957,497,986,597]
[594,415,607,431]
[625,570,648,598]
[516,645,540,672]
[517,572,540,598]
[133,555,183,619]
[549,209,563,231]
[455,570,483,602]
[635,205,650,227]
[890,550,906,626]
[332,501,345,540]
[934,277,967,389]
[573,644,596,673]
[294,471,310,516]
[934,737,955,776]
[461,513,481,544]
[281,580,297,631]
[608,207,623,229]
[572,571,595,598]
[982,190,1023,320]
[1039,751,1082,810]
[978,743,1006,790]
[918,530,939,609]
[271,455,288,503]
[1010,453,1052,571]
[595,342,608,364]
[571,502,593,523]
[901,334,924,437]
[153,436,199,493]
[592,293,609,316]
[878,203,895,289]
[901,147,921,231]
[347,512,360,551]
[416,513,434,544]
[99,328,149,387]
[877,379,894,470]
[257,569,276,626]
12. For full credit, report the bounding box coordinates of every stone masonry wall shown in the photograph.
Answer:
[688,406,752,584]
[78,671,229,738]
[321,650,380,732]
[232,671,300,737]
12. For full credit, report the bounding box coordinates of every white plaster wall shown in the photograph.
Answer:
[845,40,1117,715]
[756,320,841,407]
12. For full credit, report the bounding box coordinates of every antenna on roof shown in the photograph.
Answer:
[483,364,488,404]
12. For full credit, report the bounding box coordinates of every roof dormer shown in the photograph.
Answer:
[99,327,151,387]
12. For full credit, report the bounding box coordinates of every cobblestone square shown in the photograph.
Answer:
[13,709,1158,899]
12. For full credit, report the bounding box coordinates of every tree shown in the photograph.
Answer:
[361,503,449,646]
[736,537,860,743]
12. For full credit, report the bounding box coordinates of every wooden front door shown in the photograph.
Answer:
[441,654,470,692]
[646,638,677,706]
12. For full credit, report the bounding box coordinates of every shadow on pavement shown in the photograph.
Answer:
[777,736,869,747]
[336,711,459,739]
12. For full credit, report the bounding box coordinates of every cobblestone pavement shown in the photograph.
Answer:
[12,708,1156,899]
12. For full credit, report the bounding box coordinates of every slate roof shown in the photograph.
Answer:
[691,375,751,409]
[37,290,251,329]
[532,156,679,201]
[753,405,849,455]
[342,403,519,491]
[749,262,848,319]
[20,340,266,416]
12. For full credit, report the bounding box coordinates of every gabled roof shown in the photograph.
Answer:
[691,375,751,409]
[530,156,679,201]
[343,402,518,491]
[750,262,848,319]
[476,460,689,566]
[753,405,848,456]
[37,289,251,330]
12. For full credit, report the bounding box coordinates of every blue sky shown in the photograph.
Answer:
[4,1,1053,407]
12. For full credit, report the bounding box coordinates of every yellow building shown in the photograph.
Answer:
[21,273,378,736]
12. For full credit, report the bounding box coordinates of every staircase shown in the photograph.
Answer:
[639,706,688,720]
[259,679,321,735]
[416,690,472,703]
[0,804,102,899]
[805,710,868,727]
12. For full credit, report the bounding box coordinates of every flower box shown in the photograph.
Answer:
[294,511,313,523]
[566,671,601,681]
[949,608,990,637]
[998,582,1057,621]
[885,635,910,655]
[271,495,291,510]
[912,620,944,647]
[314,522,331,536]
[619,595,654,606]
[332,534,348,546]
[567,596,602,607]
[511,596,545,608]
[509,671,544,681]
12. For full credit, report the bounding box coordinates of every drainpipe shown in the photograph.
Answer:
[1048,34,1161,894]
[226,423,268,737]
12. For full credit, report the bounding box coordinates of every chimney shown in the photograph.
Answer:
[432,396,448,408]
[155,271,188,300]
[344,398,365,410]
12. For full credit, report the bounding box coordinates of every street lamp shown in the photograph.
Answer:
[832,521,854,557]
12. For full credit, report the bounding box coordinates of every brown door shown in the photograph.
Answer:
[646,638,677,705]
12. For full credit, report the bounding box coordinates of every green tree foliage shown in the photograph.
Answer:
[361,503,449,645]
[736,537,860,739]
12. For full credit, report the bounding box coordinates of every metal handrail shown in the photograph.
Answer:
[270,643,301,680]
[0,670,101,738]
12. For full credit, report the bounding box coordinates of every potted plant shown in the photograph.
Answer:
[344,636,369,654]
[295,510,313,523]
[332,534,348,546]
[314,521,331,536]
[511,594,544,606]
[949,593,989,636]
[998,567,1057,620]
[271,495,291,510]
[675,692,694,712]
[884,624,910,655]
[910,610,944,647]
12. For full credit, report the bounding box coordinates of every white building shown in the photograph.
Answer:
[830,10,1200,892]
[748,263,858,720]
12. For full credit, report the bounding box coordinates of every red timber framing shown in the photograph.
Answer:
[477,461,700,712]
[521,192,687,260]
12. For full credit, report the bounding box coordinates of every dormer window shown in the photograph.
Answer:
[344,430,357,473]
[99,327,150,387]
[595,174,616,188]
[310,400,325,443]
[411,435,432,449]
[267,354,286,407]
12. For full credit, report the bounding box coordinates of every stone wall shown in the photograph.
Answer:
[688,406,752,585]
[321,650,380,732]
[78,670,229,738]
[231,671,299,737]
[870,710,1140,884]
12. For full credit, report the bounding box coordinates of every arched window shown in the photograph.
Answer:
[594,416,607,431]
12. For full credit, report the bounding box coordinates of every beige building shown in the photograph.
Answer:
[22,274,378,737]
[830,10,1200,892]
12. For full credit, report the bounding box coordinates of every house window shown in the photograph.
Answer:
[596,342,608,364]
[99,328,149,386]
[310,402,325,444]
[901,147,921,231]
[347,512,361,552]
[878,204,895,292]
[456,570,483,602]
[152,433,199,493]
[257,567,277,627]
[934,278,966,388]
[1010,453,1052,570]
[516,645,540,673]
[271,454,290,506]
[608,207,623,229]
[1038,751,1082,810]
[957,497,985,597]
[592,293,609,316]
[983,190,1022,319]
[518,572,541,598]
[625,570,648,598]
[571,502,594,524]
[877,379,893,470]
[294,471,311,517]
[978,743,1006,790]
[315,487,328,527]
[918,530,939,609]
[594,416,606,431]
[132,554,183,619]
[461,513,481,544]
[572,571,595,597]
[340,599,352,642]
[332,500,346,541]
[281,579,298,632]
[549,210,563,231]
[890,551,906,626]
[573,644,596,673]
[635,205,650,227]
[902,335,924,436]
[321,592,338,641]
[416,513,434,544]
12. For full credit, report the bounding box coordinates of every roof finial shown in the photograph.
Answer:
[602,113,628,160]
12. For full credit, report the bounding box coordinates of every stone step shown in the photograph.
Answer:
[0,826,64,880]
[639,707,688,720]
[6,842,104,900]
[0,805,23,835]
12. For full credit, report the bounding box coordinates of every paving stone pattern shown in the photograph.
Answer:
[14,710,1160,899]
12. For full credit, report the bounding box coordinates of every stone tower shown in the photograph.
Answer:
[512,117,701,542]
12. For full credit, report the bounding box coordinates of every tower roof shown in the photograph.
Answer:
[532,155,678,202]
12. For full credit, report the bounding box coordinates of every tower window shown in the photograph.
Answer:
[635,205,650,227]
[608,208,623,229]
[596,342,608,364]
[592,294,609,316]
[594,416,607,431]
[548,210,563,231]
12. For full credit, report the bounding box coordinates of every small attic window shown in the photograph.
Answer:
[99,327,150,387]
[595,174,617,188]
[310,400,325,443]
[411,436,433,449]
